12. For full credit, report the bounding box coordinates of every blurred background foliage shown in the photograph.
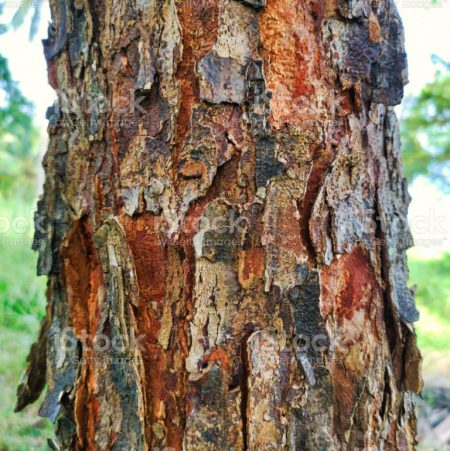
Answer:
[0,53,40,199]
[401,56,450,192]
[0,2,448,450]
[0,4,54,449]
[0,3,40,200]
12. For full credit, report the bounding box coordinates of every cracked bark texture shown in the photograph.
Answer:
[16,0,423,449]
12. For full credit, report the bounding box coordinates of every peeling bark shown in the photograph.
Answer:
[18,0,422,449]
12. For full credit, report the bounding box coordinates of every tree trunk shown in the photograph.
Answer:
[16,0,422,449]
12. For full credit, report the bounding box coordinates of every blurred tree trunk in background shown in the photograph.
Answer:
[16,0,423,449]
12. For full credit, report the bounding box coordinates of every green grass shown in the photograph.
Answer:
[0,196,54,450]
[408,252,450,352]
[0,327,53,451]
[0,196,47,332]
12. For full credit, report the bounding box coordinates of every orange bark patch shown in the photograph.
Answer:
[180,161,206,179]
[61,219,103,449]
[175,0,219,162]
[330,362,357,440]
[322,247,385,440]
[62,222,90,336]
[121,213,188,449]
[62,219,102,338]
[238,248,265,289]
[183,200,208,237]
[368,12,382,43]
[121,213,167,303]
[323,248,384,441]
[321,246,379,321]
[205,347,232,372]
[259,0,325,129]
[75,363,100,451]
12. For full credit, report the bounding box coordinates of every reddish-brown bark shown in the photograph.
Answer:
[16,0,422,449]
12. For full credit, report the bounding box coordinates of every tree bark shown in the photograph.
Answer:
[16,0,422,449]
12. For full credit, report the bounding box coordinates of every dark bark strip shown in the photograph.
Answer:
[17,0,422,449]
